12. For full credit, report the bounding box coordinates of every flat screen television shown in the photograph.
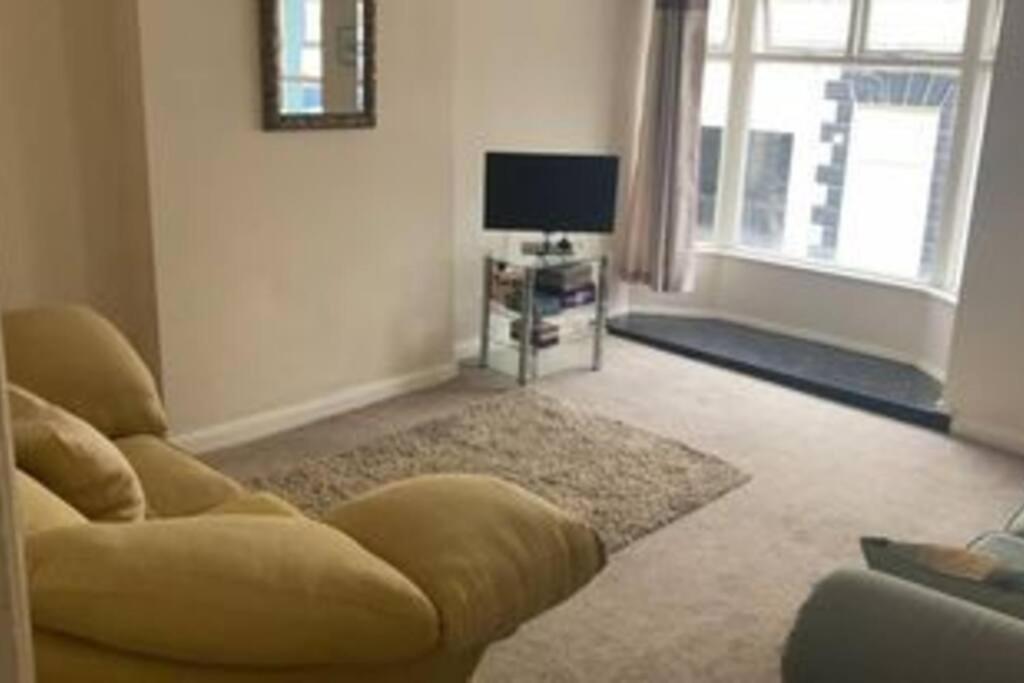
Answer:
[485,152,620,234]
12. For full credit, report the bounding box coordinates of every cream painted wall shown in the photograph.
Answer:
[946,0,1024,453]
[0,0,88,310]
[453,0,641,343]
[136,0,457,434]
[631,253,957,380]
[0,0,161,370]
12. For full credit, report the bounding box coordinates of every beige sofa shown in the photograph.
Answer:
[4,306,605,682]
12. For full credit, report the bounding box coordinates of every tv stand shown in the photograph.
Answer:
[479,251,609,386]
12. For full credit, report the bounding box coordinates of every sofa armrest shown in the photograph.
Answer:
[783,569,1024,683]
[327,475,606,653]
[28,516,439,667]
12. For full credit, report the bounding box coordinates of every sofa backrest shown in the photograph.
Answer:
[2,306,167,439]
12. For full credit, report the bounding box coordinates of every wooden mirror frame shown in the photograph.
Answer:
[258,0,377,131]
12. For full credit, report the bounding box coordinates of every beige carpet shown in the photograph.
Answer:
[208,338,1024,682]
[244,390,749,552]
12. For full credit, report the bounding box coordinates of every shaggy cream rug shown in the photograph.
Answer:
[245,391,749,552]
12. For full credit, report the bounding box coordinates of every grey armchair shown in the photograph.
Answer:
[783,568,1024,682]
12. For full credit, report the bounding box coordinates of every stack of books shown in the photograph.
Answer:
[510,319,560,349]
[502,264,598,315]
[504,287,563,317]
[501,263,598,350]
[537,264,597,309]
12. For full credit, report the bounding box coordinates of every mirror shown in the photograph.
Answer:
[260,0,376,130]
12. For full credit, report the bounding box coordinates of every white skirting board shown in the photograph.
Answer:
[172,362,459,454]
[456,338,481,361]
[952,418,1024,458]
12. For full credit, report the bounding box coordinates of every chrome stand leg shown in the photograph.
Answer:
[519,268,536,386]
[479,256,492,368]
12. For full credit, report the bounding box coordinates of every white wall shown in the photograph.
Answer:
[453,0,640,344]
[946,0,1024,453]
[631,252,957,379]
[136,0,458,435]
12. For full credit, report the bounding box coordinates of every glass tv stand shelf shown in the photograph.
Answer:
[479,251,609,386]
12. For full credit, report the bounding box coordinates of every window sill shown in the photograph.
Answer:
[693,244,960,307]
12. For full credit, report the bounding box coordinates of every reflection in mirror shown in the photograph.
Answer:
[260,0,376,130]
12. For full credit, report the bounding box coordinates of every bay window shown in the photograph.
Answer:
[699,0,1003,290]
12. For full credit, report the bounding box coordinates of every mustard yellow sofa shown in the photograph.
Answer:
[3,306,605,683]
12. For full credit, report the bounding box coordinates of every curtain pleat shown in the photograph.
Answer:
[620,0,709,293]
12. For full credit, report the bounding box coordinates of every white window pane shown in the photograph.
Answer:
[300,47,322,78]
[304,0,322,44]
[281,80,324,115]
[742,64,960,281]
[756,0,852,52]
[742,130,794,250]
[708,0,732,49]
[866,0,969,53]
[743,64,838,252]
[301,84,324,113]
[702,61,731,128]
[698,62,732,239]
[837,108,941,278]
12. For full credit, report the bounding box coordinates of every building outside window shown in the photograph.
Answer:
[698,0,1003,290]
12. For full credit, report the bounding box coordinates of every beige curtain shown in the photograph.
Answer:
[620,0,709,293]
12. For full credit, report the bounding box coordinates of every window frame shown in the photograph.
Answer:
[702,0,1002,293]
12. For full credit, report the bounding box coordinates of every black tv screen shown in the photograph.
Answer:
[485,152,620,234]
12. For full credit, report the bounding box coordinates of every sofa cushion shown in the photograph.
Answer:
[2,306,167,438]
[9,386,146,522]
[862,537,1024,620]
[114,435,243,518]
[327,475,605,652]
[15,470,87,536]
[202,492,303,518]
[28,517,440,667]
